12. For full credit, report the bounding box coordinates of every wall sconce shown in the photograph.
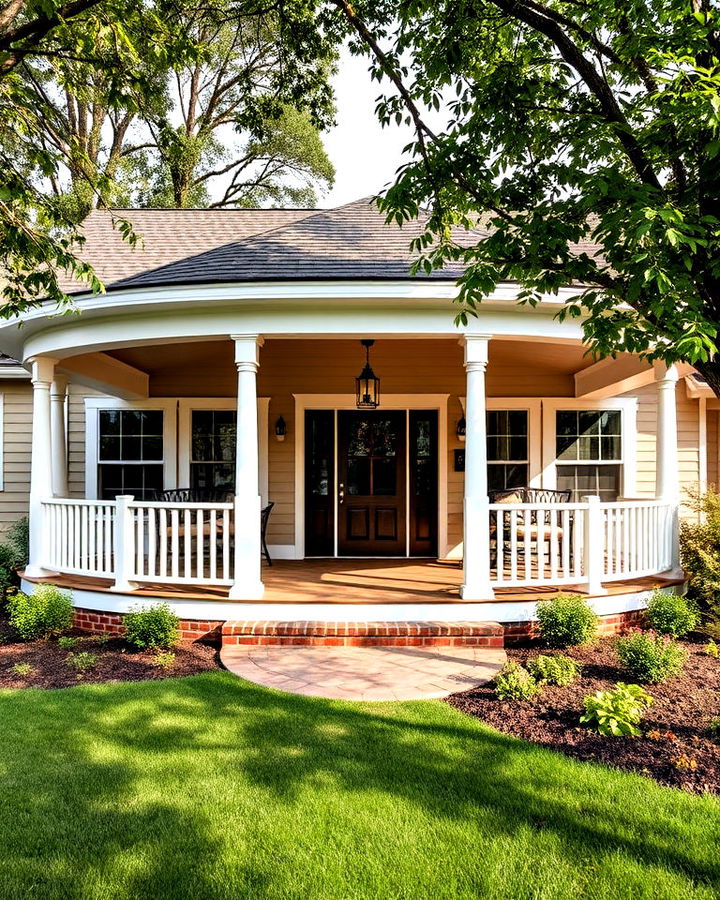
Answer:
[275,416,287,441]
[456,417,466,442]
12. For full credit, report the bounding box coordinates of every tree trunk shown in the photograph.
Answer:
[693,357,720,397]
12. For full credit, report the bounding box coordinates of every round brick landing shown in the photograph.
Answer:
[220,644,507,701]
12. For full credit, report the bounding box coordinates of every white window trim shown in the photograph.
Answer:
[293,393,449,560]
[84,398,178,499]
[541,397,638,496]
[176,397,269,504]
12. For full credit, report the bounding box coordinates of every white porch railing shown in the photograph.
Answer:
[489,497,674,589]
[42,496,235,589]
[40,495,676,595]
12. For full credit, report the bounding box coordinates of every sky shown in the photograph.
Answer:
[320,50,416,208]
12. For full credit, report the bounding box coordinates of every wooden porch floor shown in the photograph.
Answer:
[25,558,683,604]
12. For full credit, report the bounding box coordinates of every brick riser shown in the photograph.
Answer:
[221,620,505,648]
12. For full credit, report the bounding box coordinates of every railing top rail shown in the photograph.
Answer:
[600,499,673,509]
[42,498,117,507]
[129,500,235,510]
[489,502,587,511]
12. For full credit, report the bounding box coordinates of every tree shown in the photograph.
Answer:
[326,0,720,394]
[0,0,334,315]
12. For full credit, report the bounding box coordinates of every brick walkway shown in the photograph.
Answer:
[220,644,506,701]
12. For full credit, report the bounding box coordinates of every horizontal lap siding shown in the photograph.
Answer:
[0,382,32,533]
[708,410,719,490]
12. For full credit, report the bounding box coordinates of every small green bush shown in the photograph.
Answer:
[645,590,699,637]
[65,651,97,672]
[11,662,33,677]
[580,683,653,737]
[709,718,720,742]
[8,584,73,641]
[57,636,79,650]
[706,640,719,659]
[0,542,18,597]
[6,516,29,569]
[680,488,720,638]
[527,654,582,686]
[123,603,179,651]
[616,632,686,683]
[494,662,541,701]
[154,650,176,669]
[535,594,598,648]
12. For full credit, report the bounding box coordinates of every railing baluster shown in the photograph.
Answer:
[549,507,559,582]
[509,509,518,583]
[209,509,217,581]
[196,509,203,579]
[222,507,230,581]
[171,509,179,578]
[183,508,192,580]
[159,508,168,578]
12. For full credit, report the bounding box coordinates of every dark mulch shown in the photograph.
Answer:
[448,637,720,794]
[0,613,220,690]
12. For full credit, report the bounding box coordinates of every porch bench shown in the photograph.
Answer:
[489,488,571,567]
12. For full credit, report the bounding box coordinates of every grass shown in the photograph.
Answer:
[0,672,718,899]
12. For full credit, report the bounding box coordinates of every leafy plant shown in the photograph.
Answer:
[708,718,720,742]
[65,652,97,672]
[154,651,176,670]
[580,683,653,737]
[8,585,73,641]
[57,636,79,651]
[6,517,29,569]
[527,655,581,687]
[123,603,179,651]
[535,595,598,648]
[680,488,720,639]
[706,641,719,659]
[645,590,699,638]
[11,662,33,677]
[616,633,686,684]
[494,662,541,702]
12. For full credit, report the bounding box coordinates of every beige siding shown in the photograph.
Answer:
[0,380,32,533]
[708,409,719,490]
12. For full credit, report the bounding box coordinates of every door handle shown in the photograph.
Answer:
[338,483,345,505]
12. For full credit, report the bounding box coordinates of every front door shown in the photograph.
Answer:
[338,411,406,555]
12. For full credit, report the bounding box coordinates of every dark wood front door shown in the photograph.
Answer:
[338,411,406,555]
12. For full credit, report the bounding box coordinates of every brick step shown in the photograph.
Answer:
[221,620,504,648]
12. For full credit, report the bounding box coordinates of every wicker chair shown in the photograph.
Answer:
[153,490,274,566]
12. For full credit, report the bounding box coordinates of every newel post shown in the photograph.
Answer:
[25,356,57,578]
[582,495,607,596]
[229,334,264,600]
[461,334,495,600]
[111,495,138,593]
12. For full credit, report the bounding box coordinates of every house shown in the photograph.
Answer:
[0,198,716,643]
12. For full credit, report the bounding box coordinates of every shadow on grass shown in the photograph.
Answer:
[0,672,718,899]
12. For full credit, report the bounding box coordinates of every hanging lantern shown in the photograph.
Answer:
[355,339,380,409]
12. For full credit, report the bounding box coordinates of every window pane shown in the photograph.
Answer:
[99,435,120,460]
[486,409,528,462]
[601,435,622,460]
[557,411,577,436]
[122,410,143,433]
[488,463,528,492]
[600,410,622,434]
[98,463,163,500]
[121,435,142,461]
[556,409,622,463]
[579,411,601,435]
[99,410,121,435]
[556,464,620,502]
[190,462,234,493]
[347,458,371,496]
[142,435,163,461]
[373,458,396,495]
[191,410,237,465]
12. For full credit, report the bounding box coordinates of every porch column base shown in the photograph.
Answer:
[110,581,139,593]
[24,565,57,580]
[459,583,495,601]
[228,581,265,601]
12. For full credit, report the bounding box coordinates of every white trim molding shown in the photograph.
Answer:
[0,392,4,491]
[293,393,450,560]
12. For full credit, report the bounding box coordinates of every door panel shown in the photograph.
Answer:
[304,410,335,555]
[338,411,406,555]
[409,411,438,556]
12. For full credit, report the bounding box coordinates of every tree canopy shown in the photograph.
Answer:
[0,0,334,315]
[326,0,720,393]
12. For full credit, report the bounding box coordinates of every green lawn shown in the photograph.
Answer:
[0,672,718,900]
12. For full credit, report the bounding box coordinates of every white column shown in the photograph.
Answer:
[229,334,264,600]
[50,375,68,497]
[655,363,683,576]
[461,335,495,600]
[26,356,57,578]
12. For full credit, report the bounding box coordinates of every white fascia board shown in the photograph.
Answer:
[574,355,655,399]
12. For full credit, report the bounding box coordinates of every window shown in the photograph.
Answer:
[190,410,236,493]
[555,409,622,501]
[487,410,528,492]
[98,410,164,500]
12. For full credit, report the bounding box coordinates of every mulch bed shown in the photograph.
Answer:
[448,637,720,795]
[0,614,220,690]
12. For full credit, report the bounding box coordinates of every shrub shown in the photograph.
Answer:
[535,594,598,648]
[0,543,18,598]
[65,651,97,672]
[616,632,686,683]
[580,683,653,737]
[11,662,33,677]
[680,487,720,638]
[527,654,581,686]
[8,584,73,641]
[645,590,699,637]
[123,603,179,651]
[709,718,720,742]
[6,516,29,568]
[706,640,719,659]
[57,636,79,650]
[494,662,541,701]
[154,650,176,669]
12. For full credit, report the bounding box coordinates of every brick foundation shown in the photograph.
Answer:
[72,608,223,642]
[503,608,646,645]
